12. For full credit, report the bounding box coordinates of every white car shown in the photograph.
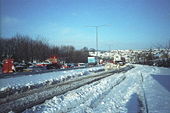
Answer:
[78,63,86,67]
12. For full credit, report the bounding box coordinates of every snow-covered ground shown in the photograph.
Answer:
[0,66,104,93]
[143,67,170,113]
[22,65,170,113]
[1,65,170,113]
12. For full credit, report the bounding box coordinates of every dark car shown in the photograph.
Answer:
[46,63,61,69]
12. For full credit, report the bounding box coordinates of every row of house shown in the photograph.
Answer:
[89,49,170,64]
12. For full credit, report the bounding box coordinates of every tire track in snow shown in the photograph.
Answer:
[23,66,134,113]
[1,66,134,113]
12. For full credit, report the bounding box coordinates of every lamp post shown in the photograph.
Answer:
[86,25,109,64]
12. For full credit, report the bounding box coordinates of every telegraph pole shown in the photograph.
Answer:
[86,25,109,64]
[95,26,98,57]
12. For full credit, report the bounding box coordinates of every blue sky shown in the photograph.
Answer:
[0,0,170,50]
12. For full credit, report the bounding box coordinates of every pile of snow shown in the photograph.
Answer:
[0,66,104,97]
[24,65,170,113]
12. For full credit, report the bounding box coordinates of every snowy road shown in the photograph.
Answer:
[0,65,133,113]
[0,66,104,98]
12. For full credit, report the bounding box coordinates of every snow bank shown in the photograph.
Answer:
[24,72,127,113]
[0,66,104,98]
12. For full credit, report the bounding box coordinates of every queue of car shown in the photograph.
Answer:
[0,59,88,74]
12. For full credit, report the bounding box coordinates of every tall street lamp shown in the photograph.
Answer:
[86,25,109,64]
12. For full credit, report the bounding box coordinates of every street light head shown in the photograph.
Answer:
[85,24,111,28]
[85,25,98,27]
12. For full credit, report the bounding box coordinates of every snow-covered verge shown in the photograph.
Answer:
[0,67,104,98]
[23,65,170,113]
[143,67,170,113]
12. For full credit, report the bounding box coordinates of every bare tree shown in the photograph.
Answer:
[0,35,90,64]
